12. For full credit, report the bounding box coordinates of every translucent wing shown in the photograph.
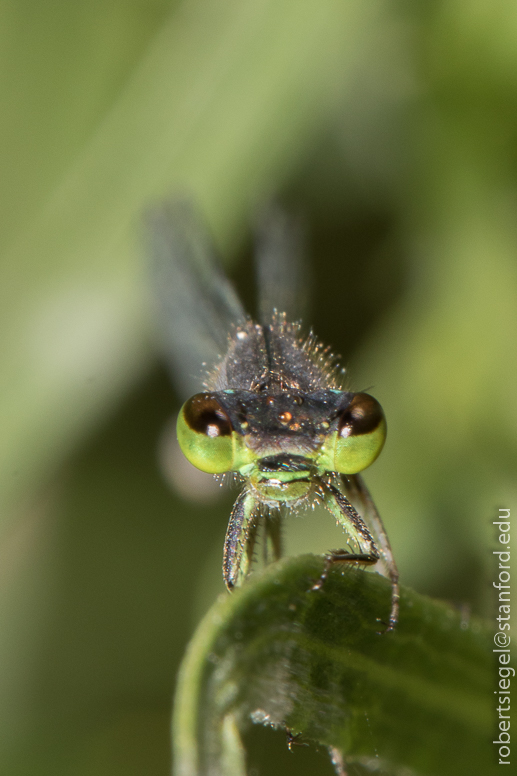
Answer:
[254,205,309,325]
[146,202,247,400]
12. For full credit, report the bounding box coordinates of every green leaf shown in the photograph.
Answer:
[173,554,492,776]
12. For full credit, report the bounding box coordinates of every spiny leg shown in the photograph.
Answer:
[343,474,399,630]
[285,729,308,751]
[223,488,260,590]
[322,480,380,557]
[312,480,380,592]
[263,507,283,566]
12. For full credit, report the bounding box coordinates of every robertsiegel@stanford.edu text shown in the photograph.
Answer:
[493,508,512,766]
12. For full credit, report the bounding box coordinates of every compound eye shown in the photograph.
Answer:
[176,393,235,473]
[334,393,386,474]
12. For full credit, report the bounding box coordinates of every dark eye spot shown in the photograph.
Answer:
[183,393,232,437]
[338,393,384,438]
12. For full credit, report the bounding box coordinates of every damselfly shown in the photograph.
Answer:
[149,204,399,630]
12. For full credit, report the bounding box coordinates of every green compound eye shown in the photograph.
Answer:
[177,393,235,473]
[333,393,386,474]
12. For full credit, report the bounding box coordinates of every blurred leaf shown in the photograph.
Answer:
[0,0,383,526]
[173,555,492,776]
[350,0,517,596]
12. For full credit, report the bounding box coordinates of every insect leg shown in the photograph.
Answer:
[263,507,283,565]
[223,488,260,590]
[312,480,382,600]
[321,480,380,560]
[345,474,399,630]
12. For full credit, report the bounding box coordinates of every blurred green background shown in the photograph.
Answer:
[0,1,516,774]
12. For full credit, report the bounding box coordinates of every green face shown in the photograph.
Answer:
[177,390,386,489]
